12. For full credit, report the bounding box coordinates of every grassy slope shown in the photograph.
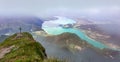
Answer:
[46,32,92,49]
[0,32,61,62]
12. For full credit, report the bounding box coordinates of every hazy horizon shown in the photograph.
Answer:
[0,0,120,17]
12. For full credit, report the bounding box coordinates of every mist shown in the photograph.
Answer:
[0,0,120,18]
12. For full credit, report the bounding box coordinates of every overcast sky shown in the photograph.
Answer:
[0,0,120,17]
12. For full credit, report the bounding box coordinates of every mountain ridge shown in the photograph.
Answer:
[0,32,61,62]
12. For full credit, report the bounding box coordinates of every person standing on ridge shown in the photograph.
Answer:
[19,27,22,34]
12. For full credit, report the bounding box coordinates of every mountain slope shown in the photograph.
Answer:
[45,32,120,59]
[45,32,93,52]
[0,32,61,62]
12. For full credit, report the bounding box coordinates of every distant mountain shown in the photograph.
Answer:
[0,16,43,35]
[44,32,120,61]
[45,32,89,50]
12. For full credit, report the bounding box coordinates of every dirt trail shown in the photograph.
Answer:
[0,45,15,59]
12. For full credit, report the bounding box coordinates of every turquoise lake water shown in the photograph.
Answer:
[42,27,108,49]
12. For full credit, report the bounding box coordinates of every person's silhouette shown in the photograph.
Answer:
[19,27,22,33]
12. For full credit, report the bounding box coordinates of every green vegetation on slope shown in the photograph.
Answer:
[0,32,62,62]
[46,32,91,49]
